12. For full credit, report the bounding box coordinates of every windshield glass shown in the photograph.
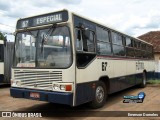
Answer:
[14,26,72,68]
[14,31,37,67]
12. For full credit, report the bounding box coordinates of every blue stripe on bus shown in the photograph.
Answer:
[10,88,73,106]
[155,72,160,79]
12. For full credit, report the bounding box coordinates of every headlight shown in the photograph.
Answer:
[52,83,72,92]
[52,84,60,91]
[16,81,21,86]
[60,85,65,90]
[11,80,21,87]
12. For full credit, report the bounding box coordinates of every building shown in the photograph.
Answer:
[138,31,160,79]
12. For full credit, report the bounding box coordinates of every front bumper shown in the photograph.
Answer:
[10,87,73,106]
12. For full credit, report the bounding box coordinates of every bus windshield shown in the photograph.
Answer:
[14,26,72,68]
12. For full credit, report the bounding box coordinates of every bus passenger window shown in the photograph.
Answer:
[111,32,123,46]
[126,37,134,47]
[112,45,125,56]
[97,42,112,55]
[83,30,95,52]
[75,28,95,53]
[96,27,110,42]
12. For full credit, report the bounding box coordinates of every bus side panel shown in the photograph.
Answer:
[109,59,136,94]
[111,58,127,93]
[126,60,136,86]
[75,82,96,106]
[135,60,155,84]
[75,58,154,105]
[147,60,155,79]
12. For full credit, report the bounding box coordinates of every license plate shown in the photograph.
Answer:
[30,92,40,99]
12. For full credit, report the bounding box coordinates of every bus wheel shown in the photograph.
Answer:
[139,72,147,88]
[89,81,107,109]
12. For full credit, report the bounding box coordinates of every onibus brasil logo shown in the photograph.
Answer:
[123,92,146,103]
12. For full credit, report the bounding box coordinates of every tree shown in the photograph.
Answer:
[0,32,5,40]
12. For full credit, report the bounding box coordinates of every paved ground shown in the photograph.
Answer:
[0,84,160,120]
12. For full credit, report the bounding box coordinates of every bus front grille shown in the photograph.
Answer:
[14,70,62,90]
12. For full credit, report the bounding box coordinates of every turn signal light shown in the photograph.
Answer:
[65,85,72,91]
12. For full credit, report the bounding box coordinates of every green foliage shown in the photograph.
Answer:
[0,32,5,40]
[147,80,160,84]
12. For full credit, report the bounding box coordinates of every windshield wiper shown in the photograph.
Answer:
[41,23,57,53]
[24,28,37,38]
[41,34,45,53]
[45,23,57,37]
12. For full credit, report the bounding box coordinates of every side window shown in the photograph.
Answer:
[146,45,154,59]
[135,41,141,49]
[112,45,125,56]
[141,43,146,50]
[134,40,143,58]
[126,37,131,46]
[125,37,135,57]
[75,27,96,68]
[96,26,112,55]
[111,32,123,46]
[126,47,135,57]
[126,37,134,47]
[85,30,95,52]
[97,42,112,55]
[141,42,146,58]
[111,32,125,56]
[135,49,142,58]
[75,28,95,52]
[96,27,110,42]
[0,44,4,62]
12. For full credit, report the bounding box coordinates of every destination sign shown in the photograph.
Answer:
[16,10,68,29]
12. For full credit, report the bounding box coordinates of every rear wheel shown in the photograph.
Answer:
[139,72,147,88]
[89,81,107,109]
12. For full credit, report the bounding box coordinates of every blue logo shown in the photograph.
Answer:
[138,92,145,99]
[123,92,146,103]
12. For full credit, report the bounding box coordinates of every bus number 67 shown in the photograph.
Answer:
[102,62,107,71]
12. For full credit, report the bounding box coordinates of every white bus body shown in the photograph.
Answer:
[10,10,154,108]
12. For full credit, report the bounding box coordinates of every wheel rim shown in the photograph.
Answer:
[96,86,104,103]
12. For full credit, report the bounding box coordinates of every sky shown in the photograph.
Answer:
[0,0,160,41]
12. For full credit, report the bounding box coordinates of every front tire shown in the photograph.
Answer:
[89,81,107,109]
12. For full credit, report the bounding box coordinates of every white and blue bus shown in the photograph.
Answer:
[0,40,4,83]
[0,39,14,85]
[10,9,154,108]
